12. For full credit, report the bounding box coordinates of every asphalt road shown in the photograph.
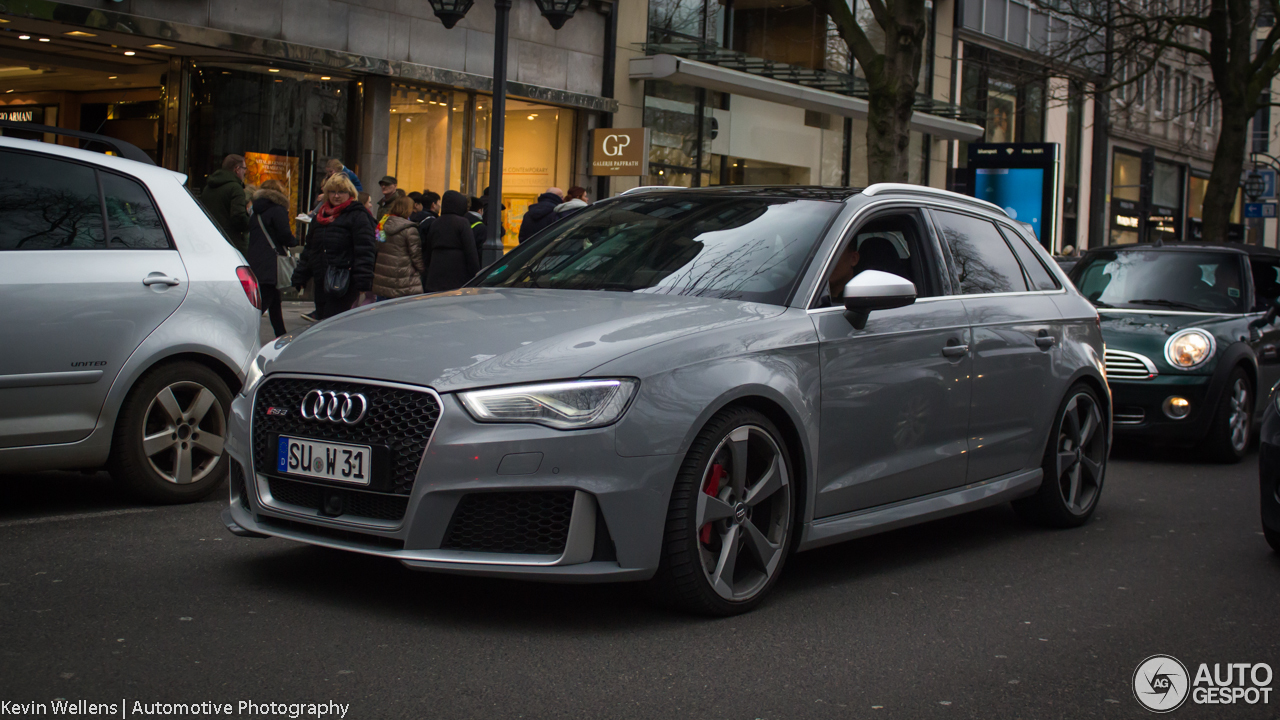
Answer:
[1,442,1277,720]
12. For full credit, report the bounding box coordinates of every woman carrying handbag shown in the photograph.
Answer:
[292,174,377,320]
[247,179,297,337]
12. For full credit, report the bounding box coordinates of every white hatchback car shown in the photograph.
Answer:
[0,125,261,502]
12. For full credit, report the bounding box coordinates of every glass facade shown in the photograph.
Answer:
[388,86,467,196]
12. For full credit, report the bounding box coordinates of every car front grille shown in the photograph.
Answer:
[1105,349,1158,380]
[251,377,440,496]
[441,491,575,555]
[267,477,409,522]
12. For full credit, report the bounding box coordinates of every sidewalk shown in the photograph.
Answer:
[259,301,316,345]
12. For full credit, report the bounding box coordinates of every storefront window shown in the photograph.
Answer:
[388,86,467,198]
[473,97,576,245]
[188,63,351,205]
[1111,151,1142,244]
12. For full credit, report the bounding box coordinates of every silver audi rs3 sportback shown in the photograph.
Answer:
[224,184,1110,615]
[0,128,261,503]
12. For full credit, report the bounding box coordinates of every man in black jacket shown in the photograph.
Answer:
[517,187,564,243]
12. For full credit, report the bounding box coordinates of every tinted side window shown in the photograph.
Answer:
[933,210,1028,294]
[999,225,1060,291]
[0,151,105,250]
[1250,258,1280,311]
[102,172,170,249]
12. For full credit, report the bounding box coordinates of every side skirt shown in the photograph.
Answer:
[797,468,1043,552]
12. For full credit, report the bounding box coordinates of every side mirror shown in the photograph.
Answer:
[842,270,917,330]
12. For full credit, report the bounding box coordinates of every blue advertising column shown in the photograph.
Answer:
[967,143,1061,252]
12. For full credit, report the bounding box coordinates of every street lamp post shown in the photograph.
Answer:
[426,0,585,266]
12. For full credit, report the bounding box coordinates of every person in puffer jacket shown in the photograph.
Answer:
[372,196,424,300]
[291,173,377,319]
[516,187,564,243]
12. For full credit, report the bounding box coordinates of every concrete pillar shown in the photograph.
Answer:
[359,76,391,191]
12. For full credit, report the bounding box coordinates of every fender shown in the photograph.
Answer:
[1203,341,1259,424]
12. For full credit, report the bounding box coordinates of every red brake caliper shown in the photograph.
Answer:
[700,464,725,544]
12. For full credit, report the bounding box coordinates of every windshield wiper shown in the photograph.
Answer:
[1127,298,1210,312]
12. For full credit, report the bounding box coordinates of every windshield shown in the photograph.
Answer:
[474,194,841,306]
[1071,250,1245,313]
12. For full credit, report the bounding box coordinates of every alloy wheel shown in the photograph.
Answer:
[1054,392,1106,515]
[696,425,791,602]
[1228,378,1250,453]
[141,381,227,485]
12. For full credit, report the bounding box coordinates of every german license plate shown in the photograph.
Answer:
[277,436,371,485]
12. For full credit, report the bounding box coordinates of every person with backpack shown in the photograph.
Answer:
[372,196,425,301]
[246,179,296,337]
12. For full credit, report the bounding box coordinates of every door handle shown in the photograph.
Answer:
[142,274,181,287]
[1035,335,1056,349]
[942,344,969,358]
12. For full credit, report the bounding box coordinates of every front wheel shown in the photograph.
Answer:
[1265,526,1280,554]
[1202,368,1252,464]
[648,407,796,616]
[108,361,231,504]
[1014,383,1108,528]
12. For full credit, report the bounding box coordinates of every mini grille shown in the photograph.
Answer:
[267,477,409,522]
[252,378,439,495]
[1105,349,1157,380]
[442,491,575,555]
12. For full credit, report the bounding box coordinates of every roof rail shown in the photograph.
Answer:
[0,120,156,166]
[620,185,688,195]
[862,183,1005,215]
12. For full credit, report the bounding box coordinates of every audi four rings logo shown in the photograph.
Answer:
[602,134,631,156]
[300,390,369,425]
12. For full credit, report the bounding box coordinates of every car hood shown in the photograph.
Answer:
[264,288,785,392]
[1098,309,1242,360]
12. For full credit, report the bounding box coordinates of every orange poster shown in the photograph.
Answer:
[245,152,301,234]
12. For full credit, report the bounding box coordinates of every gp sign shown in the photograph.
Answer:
[591,128,648,176]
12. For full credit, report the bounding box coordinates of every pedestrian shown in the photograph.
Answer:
[291,174,377,320]
[201,154,251,252]
[554,186,590,220]
[376,176,399,220]
[423,190,481,293]
[414,191,441,228]
[518,186,564,243]
[322,158,362,192]
[246,179,296,337]
[358,191,375,216]
[372,196,425,301]
[467,195,487,259]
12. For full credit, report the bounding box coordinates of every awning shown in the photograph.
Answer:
[631,54,984,142]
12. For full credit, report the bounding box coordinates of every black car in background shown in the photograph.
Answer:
[1259,393,1280,552]
[1069,243,1280,462]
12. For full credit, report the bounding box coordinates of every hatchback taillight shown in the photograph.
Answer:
[236,266,261,309]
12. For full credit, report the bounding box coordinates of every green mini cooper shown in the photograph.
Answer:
[1070,243,1280,462]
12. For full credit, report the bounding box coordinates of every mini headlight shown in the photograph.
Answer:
[459,379,638,430]
[1164,329,1215,369]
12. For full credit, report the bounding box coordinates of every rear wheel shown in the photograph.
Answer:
[648,407,795,616]
[108,361,231,504]
[1202,368,1252,464]
[1014,383,1108,528]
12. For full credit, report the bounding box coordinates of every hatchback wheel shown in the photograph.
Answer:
[109,361,231,504]
[1203,368,1252,463]
[1014,383,1107,528]
[649,407,795,615]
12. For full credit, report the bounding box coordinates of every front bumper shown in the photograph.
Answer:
[222,375,680,582]
[1108,375,1214,440]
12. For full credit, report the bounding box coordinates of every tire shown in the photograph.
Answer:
[1266,527,1280,554]
[1202,367,1252,464]
[647,407,796,616]
[1014,383,1108,529]
[108,361,232,504]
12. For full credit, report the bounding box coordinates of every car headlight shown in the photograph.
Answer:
[459,379,639,430]
[1164,328,1216,370]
